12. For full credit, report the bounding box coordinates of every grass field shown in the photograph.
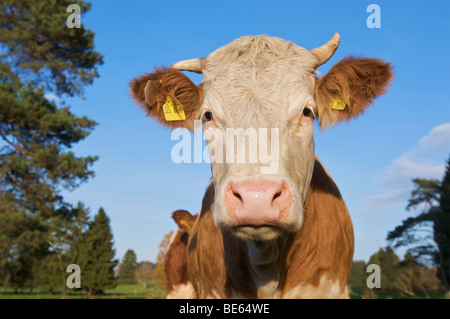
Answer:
[0,282,165,299]
[0,284,447,299]
[349,285,448,299]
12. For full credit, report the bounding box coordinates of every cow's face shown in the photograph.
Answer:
[199,36,318,241]
[130,34,393,242]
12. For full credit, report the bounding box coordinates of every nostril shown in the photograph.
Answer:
[233,191,243,202]
[273,191,282,201]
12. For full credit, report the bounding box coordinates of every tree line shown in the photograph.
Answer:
[116,247,166,290]
[350,248,444,298]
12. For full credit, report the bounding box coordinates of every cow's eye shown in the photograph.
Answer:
[303,107,313,117]
[203,111,213,122]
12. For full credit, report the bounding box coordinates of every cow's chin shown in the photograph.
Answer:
[214,214,303,242]
[229,225,286,242]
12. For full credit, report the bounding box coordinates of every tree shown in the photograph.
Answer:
[64,202,92,266]
[349,260,367,287]
[362,248,444,298]
[361,247,401,298]
[397,252,444,297]
[135,261,155,289]
[0,78,97,288]
[118,249,138,284]
[32,253,62,294]
[0,0,102,290]
[151,231,173,290]
[0,208,49,292]
[370,247,401,294]
[57,202,91,295]
[387,155,450,292]
[81,208,118,295]
[0,0,103,97]
[436,156,450,292]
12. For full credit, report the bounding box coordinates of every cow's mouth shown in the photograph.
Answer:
[230,225,286,242]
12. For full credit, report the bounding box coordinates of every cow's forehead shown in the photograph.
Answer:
[201,35,317,127]
[204,35,317,72]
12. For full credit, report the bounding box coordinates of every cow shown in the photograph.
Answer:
[130,34,393,298]
[164,210,196,299]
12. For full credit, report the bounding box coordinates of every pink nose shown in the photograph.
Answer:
[224,180,291,226]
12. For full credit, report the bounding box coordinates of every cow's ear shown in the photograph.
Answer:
[314,56,393,129]
[172,210,195,233]
[130,67,203,131]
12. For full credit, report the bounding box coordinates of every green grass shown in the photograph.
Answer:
[106,283,148,298]
[349,285,363,299]
[0,282,166,299]
[349,285,448,299]
[1,284,446,299]
[105,282,165,299]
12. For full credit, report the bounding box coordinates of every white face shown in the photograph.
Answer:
[199,36,319,242]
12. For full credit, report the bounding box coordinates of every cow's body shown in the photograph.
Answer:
[165,210,196,299]
[165,229,195,298]
[130,34,392,299]
[187,157,353,298]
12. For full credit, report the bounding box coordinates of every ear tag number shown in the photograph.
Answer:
[163,94,186,121]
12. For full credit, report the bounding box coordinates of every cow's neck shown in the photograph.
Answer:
[246,240,283,298]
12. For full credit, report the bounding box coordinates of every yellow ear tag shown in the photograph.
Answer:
[179,219,190,230]
[330,95,346,110]
[163,93,186,121]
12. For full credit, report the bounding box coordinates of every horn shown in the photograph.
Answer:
[309,33,340,67]
[171,57,204,74]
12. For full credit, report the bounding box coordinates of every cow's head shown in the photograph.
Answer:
[130,34,393,242]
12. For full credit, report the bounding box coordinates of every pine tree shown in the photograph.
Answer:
[361,247,401,298]
[82,208,118,295]
[64,202,91,266]
[436,156,450,291]
[32,253,62,294]
[0,0,102,289]
[349,260,367,287]
[57,202,91,295]
[0,0,103,97]
[118,249,138,284]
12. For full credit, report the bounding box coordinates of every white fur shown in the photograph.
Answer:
[282,276,349,299]
[201,35,318,241]
[166,282,197,299]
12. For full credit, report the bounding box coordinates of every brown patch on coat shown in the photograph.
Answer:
[279,157,354,296]
[186,183,229,298]
[164,210,197,297]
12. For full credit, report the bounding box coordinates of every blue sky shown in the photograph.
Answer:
[59,0,450,263]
